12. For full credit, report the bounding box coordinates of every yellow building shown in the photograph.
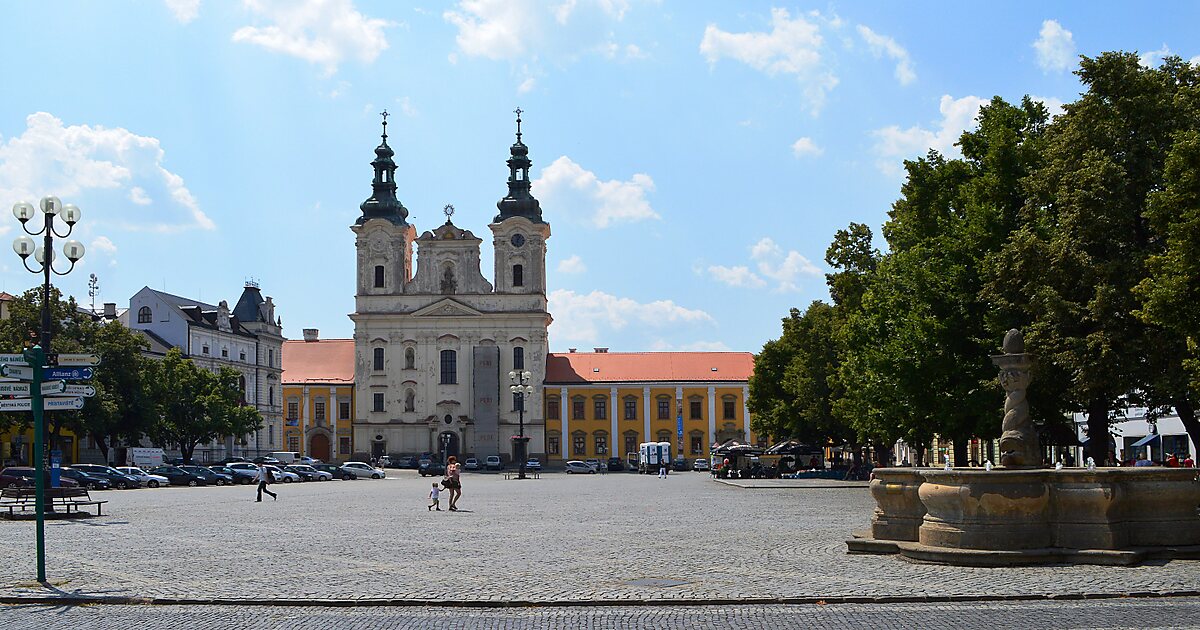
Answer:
[542,351,758,463]
[1,425,81,467]
[281,331,355,463]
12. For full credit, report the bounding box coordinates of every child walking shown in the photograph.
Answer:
[428,482,442,511]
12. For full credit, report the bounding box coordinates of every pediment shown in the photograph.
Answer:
[412,298,484,318]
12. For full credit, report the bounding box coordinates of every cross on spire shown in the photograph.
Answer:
[514,107,523,141]
[380,109,389,141]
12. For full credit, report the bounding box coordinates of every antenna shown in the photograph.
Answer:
[88,273,99,313]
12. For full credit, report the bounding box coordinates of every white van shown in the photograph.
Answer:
[269,451,300,464]
[638,442,671,474]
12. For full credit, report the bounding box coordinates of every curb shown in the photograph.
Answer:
[4,590,1200,608]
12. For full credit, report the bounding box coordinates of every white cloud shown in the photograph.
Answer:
[708,265,766,289]
[128,186,152,205]
[1033,19,1075,73]
[232,0,391,76]
[1139,44,1171,68]
[397,96,418,117]
[870,94,987,177]
[700,8,838,114]
[1191,55,1200,66]
[557,255,587,274]
[0,112,215,233]
[533,156,658,228]
[91,236,118,254]
[517,76,536,94]
[791,137,823,158]
[1030,94,1065,119]
[857,25,915,85]
[649,339,732,352]
[165,0,201,23]
[548,289,714,344]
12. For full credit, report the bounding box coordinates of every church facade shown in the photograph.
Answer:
[349,112,551,463]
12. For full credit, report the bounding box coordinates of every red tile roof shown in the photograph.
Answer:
[545,352,753,384]
[282,339,355,384]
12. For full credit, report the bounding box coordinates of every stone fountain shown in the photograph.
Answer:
[847,329,1200,566]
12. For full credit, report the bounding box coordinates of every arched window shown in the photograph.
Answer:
[512,264,524,287]
[513,346,524,370]
[404,389,415,412]
[440,350,457,384]
[374,265,385,288]
[404,347,415,369]
[373,347,385,371]
[137,306,152,323]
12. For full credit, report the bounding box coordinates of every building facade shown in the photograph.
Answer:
[127,283,285,460]
[349,113,551,463]
[282,330,355,463]
[542,351,757,463]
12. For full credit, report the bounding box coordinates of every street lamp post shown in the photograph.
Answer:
[10,196,85,583]
[509,369,533,480]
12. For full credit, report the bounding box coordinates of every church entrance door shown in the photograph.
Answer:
[310,434,330,462]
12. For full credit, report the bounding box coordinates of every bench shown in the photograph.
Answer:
[0,486,107,518]
[503,470,541,480]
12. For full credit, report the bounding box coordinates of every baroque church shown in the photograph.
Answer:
[350,111,550,462]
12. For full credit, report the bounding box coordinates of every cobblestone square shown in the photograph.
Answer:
[2,470,1198,606]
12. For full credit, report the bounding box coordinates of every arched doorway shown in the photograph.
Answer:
[438,431,460,461]
[310,433,331,462]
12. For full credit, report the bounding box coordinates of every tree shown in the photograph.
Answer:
[148,349,262,463]
[74,321,157,464]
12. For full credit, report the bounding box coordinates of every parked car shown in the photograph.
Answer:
[693,458,710,472]
[116,466,171,488]
[216,456,249,465]
[206,465,254,485]
[417,457,432,471]
[298,456,321,466]
[5,467,80,487]
[0,468,28,488]
[564,460,596,474]
[342,462,386,479]
[57,467,111,490]
[251,456,282,465]
[149,465,207,486]
[419,461,446,477]
[263,464,300,483]
[463,458,480,471]
[283,465,318,482]
[71,464,143,489]
[394,456,415,469]
[312,463,354,480]
[606,457,625,472]
[584,459,601,472]
[484,455,502,471]
[375,455,392,468]
[525,458,542,472]
[671,456,690,472]
[180,465,232,486]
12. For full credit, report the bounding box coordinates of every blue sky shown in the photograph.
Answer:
[1,1,1196,353]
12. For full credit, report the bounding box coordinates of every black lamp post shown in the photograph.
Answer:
[509,369,533,479]
[10,196,85,584]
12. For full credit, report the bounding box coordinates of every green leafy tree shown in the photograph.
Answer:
[148,348,262,463]
[74,322,157,463]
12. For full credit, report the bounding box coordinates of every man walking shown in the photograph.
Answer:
[256,465,277,502]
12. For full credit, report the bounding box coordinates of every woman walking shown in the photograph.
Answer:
[444,455,462,511]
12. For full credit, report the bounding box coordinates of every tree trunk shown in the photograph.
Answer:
[95,435,109,465]
[953,437,969,467]
[1172,396,1200,459]
[873,441,890,467]
[1086,398,1110,466]
[915,443,926,467]
[180,440,195,464]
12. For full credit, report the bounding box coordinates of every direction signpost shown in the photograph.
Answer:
[44,367,93,381]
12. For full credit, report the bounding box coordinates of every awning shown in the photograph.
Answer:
[1132,434,1161,448]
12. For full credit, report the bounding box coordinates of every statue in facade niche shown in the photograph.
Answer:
[440,266,457,294]
[992,329,1039,468]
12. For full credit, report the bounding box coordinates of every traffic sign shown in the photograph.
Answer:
[61,384,95,397]
[0,364,33,380]
[0,382,30,396]
[53,353,101,366]
[44,367,93,381]
[0,354,29,366]
[0,397,84,411]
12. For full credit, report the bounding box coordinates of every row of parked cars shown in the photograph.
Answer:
[0,460,389,490]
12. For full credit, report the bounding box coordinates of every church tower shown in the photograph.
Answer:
[351,111,417,297]
[491,108,551,295]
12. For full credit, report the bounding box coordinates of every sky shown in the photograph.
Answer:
[0,1,1197,354]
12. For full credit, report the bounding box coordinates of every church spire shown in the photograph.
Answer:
[357,110,409,226]
[494,107,544,224]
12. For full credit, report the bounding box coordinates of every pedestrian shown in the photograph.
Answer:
[658,458,666,479]
[444,455,462,511]
[1183,455,1195,468]
[1166,453,1179,468]
[428,482,442,511]
[255,465,277,502]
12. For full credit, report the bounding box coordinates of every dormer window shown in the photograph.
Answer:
[137,306,152,323]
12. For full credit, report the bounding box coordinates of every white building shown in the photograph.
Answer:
[1075,409,1197,464]
[127,283,285,460]
[350,112,550,463]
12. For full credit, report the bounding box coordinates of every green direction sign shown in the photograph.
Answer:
[54,353,101,366]
[0,397,84,411]
[0,364,33,380]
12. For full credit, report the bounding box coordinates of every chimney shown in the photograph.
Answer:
[303,328,319,342]
[103,302,116,318]
[568,348,577,353]
[594,347,608,353]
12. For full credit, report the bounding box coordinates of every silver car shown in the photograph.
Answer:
[342,462,386,479]
[116,466,170,488]
[564,460,596,474]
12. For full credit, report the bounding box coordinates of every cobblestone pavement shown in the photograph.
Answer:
[4,598,1200,630]
[0,471,1197,603]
